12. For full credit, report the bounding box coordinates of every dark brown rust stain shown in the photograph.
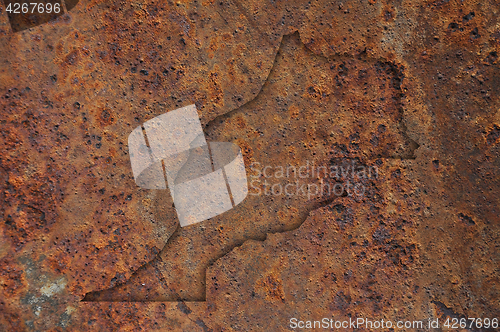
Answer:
[3,0,65,32]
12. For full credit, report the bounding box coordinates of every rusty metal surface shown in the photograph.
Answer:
[0,0,499,331]
[4,0,65,33]
[84,32,418,302]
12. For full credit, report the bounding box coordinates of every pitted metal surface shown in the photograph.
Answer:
[0,0,499,330]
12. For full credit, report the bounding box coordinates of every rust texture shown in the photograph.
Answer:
[0,0,499,331]
[84,32,418,302]
[4,0,65,33]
